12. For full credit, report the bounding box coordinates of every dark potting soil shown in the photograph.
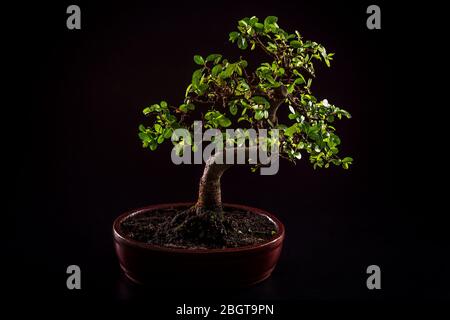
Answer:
[120,207,278,249]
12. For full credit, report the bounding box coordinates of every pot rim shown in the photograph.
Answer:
[113,202,285,254]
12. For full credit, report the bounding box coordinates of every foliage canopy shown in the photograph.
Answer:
[139,16,353,170]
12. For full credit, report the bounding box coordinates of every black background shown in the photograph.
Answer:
[7,0,448,312]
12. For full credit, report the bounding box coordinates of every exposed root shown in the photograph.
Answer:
[153,205,228,247]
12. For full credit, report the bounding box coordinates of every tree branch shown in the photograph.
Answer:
[253,35,278,60]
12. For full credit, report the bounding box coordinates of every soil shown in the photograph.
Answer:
[120,206,278,249]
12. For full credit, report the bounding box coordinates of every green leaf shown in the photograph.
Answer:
[206,54,222,63]
[248,16,259,26]
[163,128,173,139]
[294,75,305,85]
[254,22,264,31]
[179,104,188,112]
[194,55,204,65]
[236,65,243,76]
[185,83,192,97]
[342,157,353,164]
[264,16,278,26]
[290,40,302,48]
[239,59,248,68]
[192,69,203,88]
[287,83,295,94]
[238,19,248,28]
[138,132,150,141]
[237,80,250,91]
[306,125,320,140]
[284,124,297,137]
[267,42,277,50]
[154,123,162,133]
[254,110,264,120]
[238,116,251,124]
[142,107,151,115]
[223,63,236,78]
[237,36,248,50]
[229,31,240,42]
[197,82,209,95]
[157,135,164,144]
[329,134,341,147]
[252,96,269,107]
[160,101,167,108]
[211,64,222,76]
[265,74,278,86]
[229,103,238,115]
[331,159,342,166]
[218,117,232,127]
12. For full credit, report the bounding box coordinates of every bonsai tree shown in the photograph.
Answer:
[138,16,352,245]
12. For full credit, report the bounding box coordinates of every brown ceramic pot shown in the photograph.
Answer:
[113,203,285,287]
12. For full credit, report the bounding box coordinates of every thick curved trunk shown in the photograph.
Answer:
[195,147,260,212]
[195,154,231,211]
[194,140,276,212]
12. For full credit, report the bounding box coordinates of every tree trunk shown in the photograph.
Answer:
[195,146,262,212]
[195,153,231,212]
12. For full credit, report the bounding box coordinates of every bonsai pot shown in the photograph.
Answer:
[113,202,285,287]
